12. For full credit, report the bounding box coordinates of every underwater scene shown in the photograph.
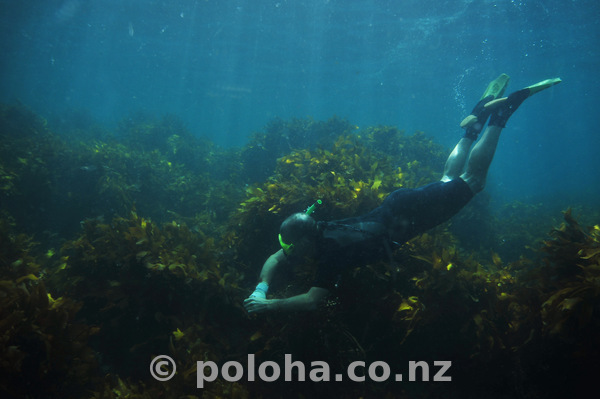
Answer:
[1,1,599,398]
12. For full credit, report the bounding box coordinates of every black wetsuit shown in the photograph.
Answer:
[312,178,474,290]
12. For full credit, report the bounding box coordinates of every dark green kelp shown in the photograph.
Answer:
[1,103,599,398]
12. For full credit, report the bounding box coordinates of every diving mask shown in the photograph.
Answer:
[278,233,295,256]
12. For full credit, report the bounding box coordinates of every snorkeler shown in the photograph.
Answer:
[243,74,561,314]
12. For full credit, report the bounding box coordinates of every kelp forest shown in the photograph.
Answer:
[1,102,599,398]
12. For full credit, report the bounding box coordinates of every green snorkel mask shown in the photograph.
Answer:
[278,200,322,256]
[278,233,294,255]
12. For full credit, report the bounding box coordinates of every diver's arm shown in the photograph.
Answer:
[246,249,286,299]
[271,287,330,311]
[244,287,329,313]
[259,249,286,284]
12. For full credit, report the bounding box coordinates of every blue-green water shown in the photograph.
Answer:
[1,0,599,205]
[2,2,600,398]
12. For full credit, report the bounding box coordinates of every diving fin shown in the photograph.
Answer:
[484,77,562,109]
[460,73,511,135]
[487,77,562,128]
[524,77,562,96]
[481,73,511,100]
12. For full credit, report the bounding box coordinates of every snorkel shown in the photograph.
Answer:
[278,200,322,255]
[304,199,322,216]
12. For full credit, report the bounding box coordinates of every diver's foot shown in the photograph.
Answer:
[487,77,562,128]
[460,95,494,140]
[460,73,510,140]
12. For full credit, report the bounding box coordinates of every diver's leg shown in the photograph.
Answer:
[461,91,523,193]
[442,74,511,182]
[460,125,502,193]
[442,137,473,181]
[460,77,562,193]
[441,96,496,181]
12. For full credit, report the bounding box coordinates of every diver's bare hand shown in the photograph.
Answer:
[244,296,271,313]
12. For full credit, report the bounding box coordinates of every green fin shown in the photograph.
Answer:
[460,74,511,131]
[524,77,562,96]
[481,73,511,100]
